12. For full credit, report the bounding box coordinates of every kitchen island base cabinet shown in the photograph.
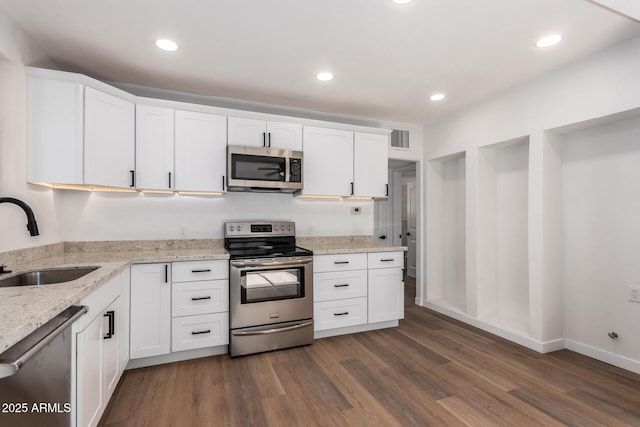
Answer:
[130,263,171,359]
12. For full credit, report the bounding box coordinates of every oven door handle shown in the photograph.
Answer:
[230,258,312,268]
[231,321,312,336]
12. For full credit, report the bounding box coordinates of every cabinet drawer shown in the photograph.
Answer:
[172,260,228,282]
[314,297,367,331]
[171,313,229,352]
[172,280,229,317]
[367,251,404,269]
[314,253,367,273]
[314,270,367,302]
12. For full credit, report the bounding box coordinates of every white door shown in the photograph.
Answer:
[130,263,171,359]
[407,180,417,278]
[302,126,353,196]
[135,105,174,190]
[228,116,266,147]
[266,121,302,151]
[174,110,227,192]
[354,132,388,198]
[84,87,135,188]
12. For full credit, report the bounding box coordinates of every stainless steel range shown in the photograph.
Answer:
[225,221,313,357]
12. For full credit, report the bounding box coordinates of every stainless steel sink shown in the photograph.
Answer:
[0,266,99,287]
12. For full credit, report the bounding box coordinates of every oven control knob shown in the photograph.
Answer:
[274,225,280,231]
[287,224,292,231]
[236,225,242,232]
[229,225,235,232]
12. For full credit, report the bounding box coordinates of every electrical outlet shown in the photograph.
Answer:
[629,285,640,303]
[178,225,188,239]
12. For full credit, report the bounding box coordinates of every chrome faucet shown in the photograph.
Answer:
[0,197,40,236]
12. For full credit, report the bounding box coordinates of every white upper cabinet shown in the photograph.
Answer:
[354,132,389,198]
[228,116,302,151]
[302,126,354,196]
[84,87,135,188]
[28,76,84,184]
[174,110,227,192]
[267,121,303,151]
[135,105,175,190]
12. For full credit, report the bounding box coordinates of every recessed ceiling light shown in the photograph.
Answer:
[430,93,446,101]
[316,72,334,82]
[536,34,562,48]
[392,0,414,4]
[155,39,179,52]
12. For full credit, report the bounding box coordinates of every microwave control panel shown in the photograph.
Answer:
[289,158,302,183]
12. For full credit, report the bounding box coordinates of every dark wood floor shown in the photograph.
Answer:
[101,277,640,426]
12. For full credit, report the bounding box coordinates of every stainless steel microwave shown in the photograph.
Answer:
[227,145,303,193]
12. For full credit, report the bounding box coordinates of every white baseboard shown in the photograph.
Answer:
[423,301,556,353]
[421,301,640,374]
[565,340,640,375]
[314,320,399,339]
[126,345,228,369]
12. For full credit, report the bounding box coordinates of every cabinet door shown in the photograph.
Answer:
[103,298,120,401]
[228,116,266,147]
[136,105,174,190]
[84,87,135,188]
[354,132,388,198]
[27,77,84,184]
[302,126,353,196]
[267,121,302,151]
[368,268,404,323]
[76,311,104,427]
[174,110,227,192]
[130,263,171,359]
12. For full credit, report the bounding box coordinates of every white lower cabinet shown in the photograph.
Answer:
[314,251,405,337]
[74,269,129,427]
[368,252,404,323]
[171,260,229,352]
[315,297,368,331]
[130,263,171,359]
[171,312,229,352]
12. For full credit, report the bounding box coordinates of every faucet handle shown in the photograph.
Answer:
[0,265,12,275]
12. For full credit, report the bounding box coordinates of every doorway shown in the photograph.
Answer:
[374,160,419,302]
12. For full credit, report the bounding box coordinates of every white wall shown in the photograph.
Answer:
[423,34,640,368]
[0,10,59,252]
[560,115,640,363]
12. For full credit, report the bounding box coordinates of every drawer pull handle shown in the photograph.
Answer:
[191,329,211,335]
[334,312,349,316]
[191,269,212,273]
[380,259,395,262]
[191,296,211,301]
[334,261,349,265]
[334,284,350,288]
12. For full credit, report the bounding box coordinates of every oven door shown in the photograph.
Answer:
[230,257,313,330]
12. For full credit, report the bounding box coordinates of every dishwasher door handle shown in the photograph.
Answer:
[0,306,88,379]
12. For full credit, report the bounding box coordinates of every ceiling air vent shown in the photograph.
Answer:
[390,129,409,149]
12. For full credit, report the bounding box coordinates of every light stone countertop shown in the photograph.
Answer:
[0,247,229,352]
[0,238,406,353]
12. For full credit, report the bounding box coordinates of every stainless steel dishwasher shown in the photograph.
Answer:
[0,305,87,427]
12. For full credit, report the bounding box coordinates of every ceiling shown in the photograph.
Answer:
[0,0,638,124]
